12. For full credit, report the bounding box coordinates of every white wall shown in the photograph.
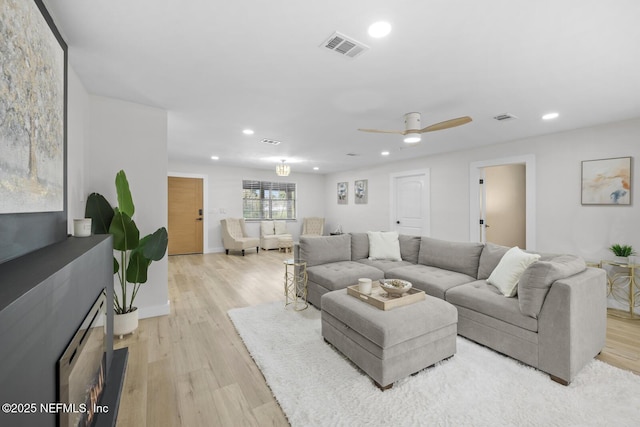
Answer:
[66,67,90,232]
[324,117,640,263]
[84,96,169,319]
[168,161,326,252]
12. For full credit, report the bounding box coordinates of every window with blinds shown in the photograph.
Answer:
[242,180,297,220]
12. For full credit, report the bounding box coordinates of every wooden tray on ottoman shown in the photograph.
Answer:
[347,283,425,311]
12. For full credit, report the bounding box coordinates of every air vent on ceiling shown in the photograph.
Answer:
[320,32,369,59]
[261,138,281,145]
[493,113,518,122]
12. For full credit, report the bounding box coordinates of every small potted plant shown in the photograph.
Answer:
[608,244,635,264]
[85,170,168,338]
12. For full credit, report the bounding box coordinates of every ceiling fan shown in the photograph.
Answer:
[358,112,472,144]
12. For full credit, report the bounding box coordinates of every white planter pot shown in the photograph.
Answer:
[113,308,138,339]
[613,256,629,265]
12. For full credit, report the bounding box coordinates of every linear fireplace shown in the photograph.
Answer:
[58,291,107,427]
[0,236,127,427]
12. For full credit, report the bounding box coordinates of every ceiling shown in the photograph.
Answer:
[43,0,640,174]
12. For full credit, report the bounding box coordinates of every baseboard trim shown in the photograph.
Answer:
[138,300,170,319]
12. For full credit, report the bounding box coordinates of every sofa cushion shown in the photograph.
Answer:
[399,235,421,264]
[446,280,538,332]
[477,242,510,280]
[307,261,384,291]
[260,221,274,235]
[487,247,540,297]
[350,233,370,260]
[518,255,586,318]
[367,231,401,261]
[357,259,414,274]
[300,234,351,267]
[386,264,475,300]
[419,237,484,278]
[274,220,287,235]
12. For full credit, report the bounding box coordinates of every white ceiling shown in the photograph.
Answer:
[44,0,640,174]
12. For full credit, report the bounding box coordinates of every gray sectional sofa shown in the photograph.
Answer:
[298,233,607,385]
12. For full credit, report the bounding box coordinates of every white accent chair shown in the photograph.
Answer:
[260,220,293,250]
[301,217,325,237]
[220,218,259,256]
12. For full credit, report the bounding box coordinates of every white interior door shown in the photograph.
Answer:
[390,170,430,236]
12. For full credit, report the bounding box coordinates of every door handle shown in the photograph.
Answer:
[196,218,203,221]
[396,221,400,224]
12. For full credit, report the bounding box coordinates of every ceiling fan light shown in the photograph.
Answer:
[276,160,290,176]
[403,135,421,144]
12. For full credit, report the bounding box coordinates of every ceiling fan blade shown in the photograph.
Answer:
[420,116,472,133]
[358,128,407,135]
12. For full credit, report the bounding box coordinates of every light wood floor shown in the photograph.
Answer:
[115,251,640,426]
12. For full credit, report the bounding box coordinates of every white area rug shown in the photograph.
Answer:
[228,301,640,427]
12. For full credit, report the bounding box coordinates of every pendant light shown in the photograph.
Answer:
[276,160,290,176]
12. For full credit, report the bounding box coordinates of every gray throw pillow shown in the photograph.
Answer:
[350,233,369,260]
[518,255,586,318]
[477,242,510,280]
[399,235,421,264]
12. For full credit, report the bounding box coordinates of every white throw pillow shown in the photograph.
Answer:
[367,231,402,261]
[261,221,274,236]
[487,247,540,297]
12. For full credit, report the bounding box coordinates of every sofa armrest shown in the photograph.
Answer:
[537,267,607,383]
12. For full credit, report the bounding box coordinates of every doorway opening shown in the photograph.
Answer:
[469,155,536,249]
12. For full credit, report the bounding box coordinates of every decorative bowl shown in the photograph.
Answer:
[379,279,412,296]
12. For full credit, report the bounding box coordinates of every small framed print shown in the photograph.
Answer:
[581,157,631,205]
[354,179,368,204]
[337,182,348,204]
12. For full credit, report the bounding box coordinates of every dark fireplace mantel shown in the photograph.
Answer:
[0,235,126,427]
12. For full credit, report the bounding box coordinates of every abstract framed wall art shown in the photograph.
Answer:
[354,179,368,204]
[337,182,348,204]
[0,0,67,263]
[581,157,631,205]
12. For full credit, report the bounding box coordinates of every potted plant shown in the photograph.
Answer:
[85,170,168,338]
[608,243,635,264]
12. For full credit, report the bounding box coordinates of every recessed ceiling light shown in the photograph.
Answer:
[368,21,392,38]
[211,156,219,160]
[242,129,254,135]
[381,151,390,156]
[542,112,559,120]
[313,167,319,171]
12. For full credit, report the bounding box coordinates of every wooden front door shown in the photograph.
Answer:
[168,177,203,255]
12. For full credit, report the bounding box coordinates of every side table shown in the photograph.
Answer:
[601,259,639,320]
[284,259,308,311]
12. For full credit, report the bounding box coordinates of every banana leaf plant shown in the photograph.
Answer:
[85,170,168,314]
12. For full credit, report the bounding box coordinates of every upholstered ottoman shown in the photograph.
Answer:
[321,289,458,390]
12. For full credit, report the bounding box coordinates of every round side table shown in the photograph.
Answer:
[284,259,308,311]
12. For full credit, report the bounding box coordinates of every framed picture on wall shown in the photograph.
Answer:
[0,0,68,263]
[581,156,632,205]
[354,179,368,204]
[337,182,348,204]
